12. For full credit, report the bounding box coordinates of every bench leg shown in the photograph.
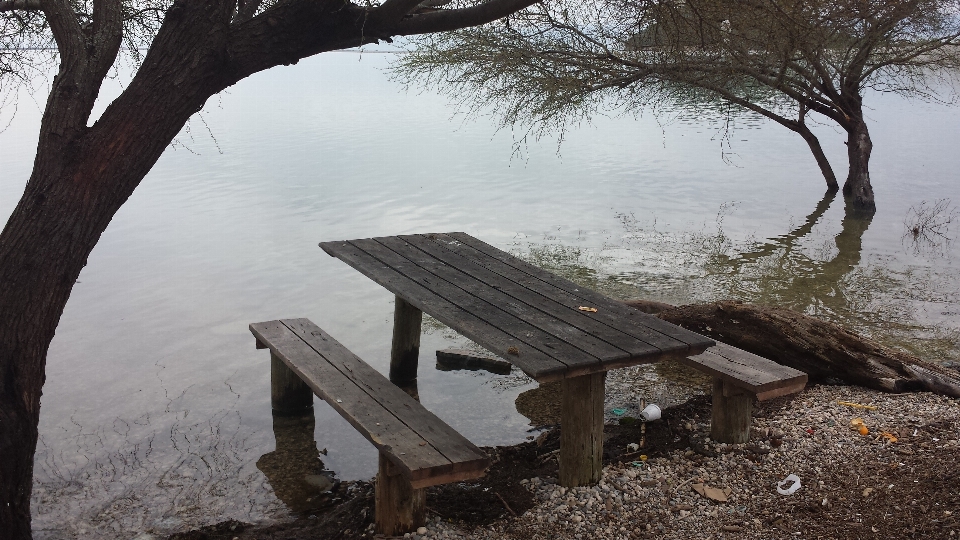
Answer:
[711,377,753,444]
[390,296,422,386]
[375,452,425,536]
[271,352,313,416]
[559,371,606,487]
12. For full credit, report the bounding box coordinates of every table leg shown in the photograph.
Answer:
[270,352,313,416]
[711,377,753,444]
[390,296,422,386]
[560,371,606,487]
[376,452,426,536]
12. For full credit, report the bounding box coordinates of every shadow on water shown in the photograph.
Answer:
[256,412,337,515]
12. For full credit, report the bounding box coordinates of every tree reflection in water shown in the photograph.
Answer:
[710,191,874,321]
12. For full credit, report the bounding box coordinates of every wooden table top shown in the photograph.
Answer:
[320,232,714,383]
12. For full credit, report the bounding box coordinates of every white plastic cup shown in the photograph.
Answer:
[639,403,661,422]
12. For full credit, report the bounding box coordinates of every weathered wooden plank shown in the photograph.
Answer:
[375,236,628,362]
[436,349,513,375]
[400,234,664,360]
[319,240,569,381]
[707,342,807,384]
[427,233,713,354]
[348,238,603,373]
[444,232,708,348]
[249,320,448,482]
[682,343,807,394]
[281,319,490,478]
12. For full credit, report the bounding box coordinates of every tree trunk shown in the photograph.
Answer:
[622,300,960,398]
[0,3,267,535]
[0,0,538,534]
[843,116,876,214]
[796,123,839,192]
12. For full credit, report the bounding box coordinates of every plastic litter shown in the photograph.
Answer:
[850,418,870,435]
[777,474,802,495]
[639,403,662,422]
[611,408,627,416]
[838,400,878,410]
[627,443,640,452]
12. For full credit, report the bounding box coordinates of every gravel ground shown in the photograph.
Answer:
[166,383,960,540]
[431,385,960,540]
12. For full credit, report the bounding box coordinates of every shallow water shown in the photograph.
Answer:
[1,52,958,538]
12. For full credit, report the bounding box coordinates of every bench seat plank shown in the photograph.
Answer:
[250,319,490,488]
[680,342,808,400]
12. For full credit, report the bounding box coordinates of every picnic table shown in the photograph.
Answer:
[319,232,714,487]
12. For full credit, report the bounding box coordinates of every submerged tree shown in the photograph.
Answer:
[395,0,960,213]
[0,1,536,537]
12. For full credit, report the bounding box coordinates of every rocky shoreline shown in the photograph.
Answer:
[167,380,960,540]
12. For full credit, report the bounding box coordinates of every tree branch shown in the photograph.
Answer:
[235,0,263,23]
[393,0,536,35]
[371,0,424,26]
[39,0,83,56]
[0,0,41,12]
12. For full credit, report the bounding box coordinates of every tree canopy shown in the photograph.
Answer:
[396,0,960,212]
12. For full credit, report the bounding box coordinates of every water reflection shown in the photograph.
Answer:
[256,411,337,515]
[710,192,875,320]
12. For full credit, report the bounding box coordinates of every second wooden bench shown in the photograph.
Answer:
[250,318,490,536]
[681,342,807,443]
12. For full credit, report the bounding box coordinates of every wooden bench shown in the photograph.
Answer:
[249,318,490,536]
[680,342,807,443]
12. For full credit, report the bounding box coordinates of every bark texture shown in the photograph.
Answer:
[623,300,960,397]
[843,117,876,214]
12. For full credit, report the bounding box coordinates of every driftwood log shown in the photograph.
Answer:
[623,299,960,398]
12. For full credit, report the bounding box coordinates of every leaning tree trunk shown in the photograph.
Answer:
[843,113,876,214]
[623,299,960,397]
[796,119,839,192]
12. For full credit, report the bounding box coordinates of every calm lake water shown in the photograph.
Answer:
[1,52,958,538]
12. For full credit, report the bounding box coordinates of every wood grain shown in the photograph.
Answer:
[320,239,568,380]
[434,233,712,354]
[680,342,808,394]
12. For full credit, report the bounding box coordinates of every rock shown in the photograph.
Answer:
[303,474,334,491]
[417,526,428,535]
